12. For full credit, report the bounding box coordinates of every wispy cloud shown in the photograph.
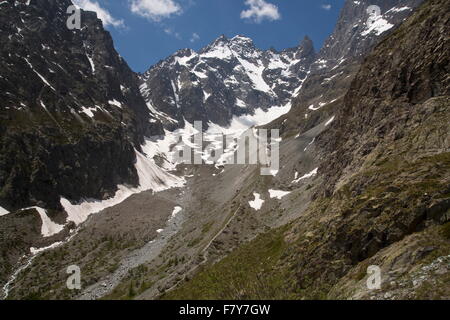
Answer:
[190,32,200,43]
[72,0,124,28]
[164,27,181,39]
[240,0,281,23]
[321,4,332,11]
[130,0,182,21]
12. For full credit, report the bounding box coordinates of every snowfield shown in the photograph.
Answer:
[268,189,291,200]
[293,168,319,184]
[362,15,394,36]
[0,205,9,216]
[32,207,64,237]
[249,192,264,210]
[61,144,185,226]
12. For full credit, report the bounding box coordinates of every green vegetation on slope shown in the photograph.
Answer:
[163,149,450,300]
[162,225,296,300]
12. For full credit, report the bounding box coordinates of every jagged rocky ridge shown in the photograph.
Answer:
[271,0,424,137]
[140,0,423,141]
[140,35,315,129]
[0,0,162,213]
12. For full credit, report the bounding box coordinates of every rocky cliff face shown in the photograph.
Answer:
[290,0,450,298]
[0,0,161,212]
[320,0,424,61]
[140,35,315,129]
[272,0,424,137]
[316,0,449,196]
[164,0,449,300]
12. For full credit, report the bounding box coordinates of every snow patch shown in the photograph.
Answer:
[170,80,180,108]
[80,106,99,118]
[0,206,9,216]
[235,98,247,108]
[22,207,64,237]
[171,206,182,218]
[292,168,318,183]
[268,189,291,200]
[202,43,234,60]
[87,54,95,73]
[325,116,335,126]
[108,99,123,108]
[249,192,264,211]
[362,15,394,36]
[174,54,196,67]
[237,56,273,93]
[24,58,56,91]
[30,241,63,255]
[193,69,208,79]
[207,102,291,138]
[203,90,211,102]
[387,6,411,13]
[61,142,185,226]
[304,138,315,151]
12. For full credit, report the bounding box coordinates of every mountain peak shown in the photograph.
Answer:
[212,34,229,45]
[174,48,196,57]
[299,35,314,50]
[301,35,313,45]
[230,35,254,45]
[207,34,256,50]
[298,35,315,58]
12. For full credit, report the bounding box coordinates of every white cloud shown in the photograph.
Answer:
[72,0,124,28]
[164,27,181,39]
[190,32,200,43]
[321,4,332,11]
[130,0,182,21]
[240,0,281,23]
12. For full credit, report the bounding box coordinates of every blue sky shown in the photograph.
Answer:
[74,0,345,72]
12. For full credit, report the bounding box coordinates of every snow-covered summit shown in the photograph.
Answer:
[141,33,316,130]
